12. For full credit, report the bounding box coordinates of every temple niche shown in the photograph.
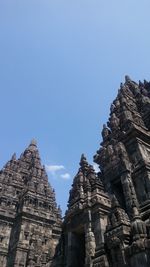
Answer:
[0,77,150,267]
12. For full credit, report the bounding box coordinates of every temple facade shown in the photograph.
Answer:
[0,76,150,267]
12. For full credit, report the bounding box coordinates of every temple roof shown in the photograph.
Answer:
[94,76,150,170]
[0,140,58,205]
[67,154,104,209]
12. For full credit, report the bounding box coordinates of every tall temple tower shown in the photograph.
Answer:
[53,77,150,267]
[94,76,150,267]
[0,140,62,267]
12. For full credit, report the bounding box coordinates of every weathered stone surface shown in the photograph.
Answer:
[0,141,62,267]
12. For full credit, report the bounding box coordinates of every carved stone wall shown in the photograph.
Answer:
[0,140,62,267]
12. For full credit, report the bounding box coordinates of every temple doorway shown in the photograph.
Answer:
[73,232,85,267]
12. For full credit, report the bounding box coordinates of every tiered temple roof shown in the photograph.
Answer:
[0,140,62,267]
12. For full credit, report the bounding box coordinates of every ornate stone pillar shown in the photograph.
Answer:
[85,224,96,267]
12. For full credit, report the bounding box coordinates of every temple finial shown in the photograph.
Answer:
[11,153,16,161]
[125,75,132,83]
[27,139,38,151]
[79,154,89,174]
[30,139,37,146]
[80,154,88,166]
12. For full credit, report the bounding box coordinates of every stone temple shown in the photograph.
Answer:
[0,76,150,267]
[0,140,62,267]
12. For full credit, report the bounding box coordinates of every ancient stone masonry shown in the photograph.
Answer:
[0,140,62,267]
[52,155,111,267]
[53,77,150,267]
[0,76,150,267]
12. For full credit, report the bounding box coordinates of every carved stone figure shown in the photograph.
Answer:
[87,226,96,255]
[102,124,111,141]
[109,113,120,131]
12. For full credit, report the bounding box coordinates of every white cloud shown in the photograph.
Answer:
[60,173,71,180]
[45,165,71,180]
[45,164,65,175]
[93,163,99,173]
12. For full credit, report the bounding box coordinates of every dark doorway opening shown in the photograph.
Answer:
[112,180,126,210]
[73,232,85,267]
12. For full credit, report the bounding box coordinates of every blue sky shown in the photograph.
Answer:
[0,0,150,214]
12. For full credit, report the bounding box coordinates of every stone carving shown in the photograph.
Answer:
[85,226,96,265]
[0,141,61,267]
[87,232,96,257]
[102,124,111,141]
[108,113,120,131]
[131,206,147,241]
